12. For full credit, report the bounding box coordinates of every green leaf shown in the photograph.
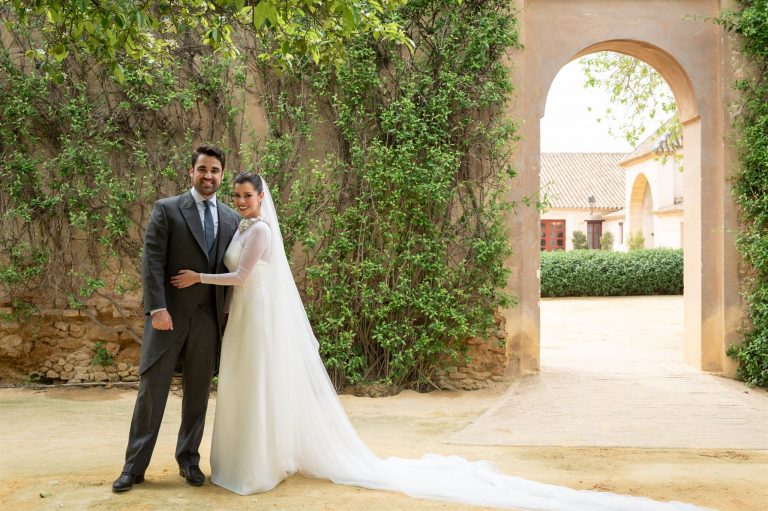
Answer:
[342,6,356,31]
[253,0,269,28]
[51,43,68,61]
[113,64,125,84]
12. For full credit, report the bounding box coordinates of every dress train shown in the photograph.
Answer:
[207,181,714,511]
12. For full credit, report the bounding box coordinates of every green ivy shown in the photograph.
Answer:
[718,1,768,386]
[0,20,251,315]
[1,1,519,391]
[256,0,520,389]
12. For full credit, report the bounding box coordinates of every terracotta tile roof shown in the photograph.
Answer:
[602,208,626,220]
[540,153,627,210]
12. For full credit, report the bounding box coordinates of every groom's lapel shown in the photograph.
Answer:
[215,205,235,264]
[179,192,208,257]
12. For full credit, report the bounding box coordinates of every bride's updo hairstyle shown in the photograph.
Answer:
[234,171,264,193]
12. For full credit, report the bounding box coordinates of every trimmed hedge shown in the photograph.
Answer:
[540,249,684,297]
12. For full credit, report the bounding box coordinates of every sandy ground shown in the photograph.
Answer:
[1,383,767,511]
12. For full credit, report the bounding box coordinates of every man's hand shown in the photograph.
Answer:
[151,309,174,331]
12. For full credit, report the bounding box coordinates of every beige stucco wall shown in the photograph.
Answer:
[623,151,684,249]
[0,1,746,383]
[602,215,626,251]
[654,212,684,249]
[504,0,741,376]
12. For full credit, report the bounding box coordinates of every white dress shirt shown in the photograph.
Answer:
[190,186,219,239]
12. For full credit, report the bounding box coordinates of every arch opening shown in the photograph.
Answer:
[525,38,708,375]
[628,173,655,249]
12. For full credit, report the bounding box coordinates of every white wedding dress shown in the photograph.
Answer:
[200,182,714,511]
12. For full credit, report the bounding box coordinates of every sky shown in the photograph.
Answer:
[540,57,666,154]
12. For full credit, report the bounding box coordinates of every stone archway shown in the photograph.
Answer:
[629,173,654,248]
[504,0,741,377]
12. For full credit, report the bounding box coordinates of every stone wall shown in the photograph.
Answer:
[0,307,142,384]
[0,305,508,389]
[435,314,509,391]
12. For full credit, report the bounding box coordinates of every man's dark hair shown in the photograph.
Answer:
[191,144,226,170]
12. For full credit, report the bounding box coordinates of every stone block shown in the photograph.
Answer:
[69,324,86,338]
[85,324,117,341]
[0,334,31,358]
[62,309,80,317]
[122,375,139,382]
[38,308,64,316]
[117,362,129,371]
[448,371,467,380]
[0,322,20,332]
[46,370,59,379]
[119,331,140,342]
[54,322,69,332]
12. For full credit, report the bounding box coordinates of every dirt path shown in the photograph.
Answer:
[1,384,766,511]
[2,296,767,510]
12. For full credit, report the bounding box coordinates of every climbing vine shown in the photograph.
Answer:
[718,0,768,386]
[250,0,520,388]
[0,17,251,322]
[0,0,519,390]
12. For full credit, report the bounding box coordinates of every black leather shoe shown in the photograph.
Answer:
[112,472,144,493]
[179,464,205,486]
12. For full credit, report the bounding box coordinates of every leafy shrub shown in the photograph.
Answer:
[600,231,614,251]
[0,1,521,390]
[281,0,520,389]
[540,249,683,297]
[627,231,645,250]
[91,341,114,367]
[572,230,588,250]
[717,1,768,386]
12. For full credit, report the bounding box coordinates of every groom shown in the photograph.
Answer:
[113,145,240,492]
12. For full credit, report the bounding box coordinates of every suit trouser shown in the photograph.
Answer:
[122,301,219,475]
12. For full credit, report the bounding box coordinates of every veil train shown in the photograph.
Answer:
[251,179,713,511]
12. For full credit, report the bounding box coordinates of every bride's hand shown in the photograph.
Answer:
[171,269,201,288]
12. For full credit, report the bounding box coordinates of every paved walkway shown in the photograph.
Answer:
[450,296,768,449]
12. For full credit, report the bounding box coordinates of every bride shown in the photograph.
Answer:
[171,172,713,511]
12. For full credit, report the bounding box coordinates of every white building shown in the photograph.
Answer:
[540,127,683,252]
[616,130,684,250]
[540,153,625,251]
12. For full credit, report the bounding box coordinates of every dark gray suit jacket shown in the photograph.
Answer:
[139,191,239,373]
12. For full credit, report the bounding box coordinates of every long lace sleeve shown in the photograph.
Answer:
[200,222,271,286]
